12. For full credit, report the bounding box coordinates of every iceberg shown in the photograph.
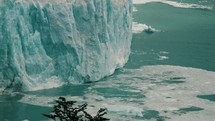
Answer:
[0,0,132,91]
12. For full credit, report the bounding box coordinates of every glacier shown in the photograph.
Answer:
[0,0,132,92]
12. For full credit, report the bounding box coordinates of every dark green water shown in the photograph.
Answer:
[128,1,215,71]
[1,1,215,121]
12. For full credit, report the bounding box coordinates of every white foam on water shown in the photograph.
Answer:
[133,7,138,12]
[159,51,169,54]
[30,76,64,91]
[132,22,160,34]
[133,0,213,10]
[22,119,29,121]
[162,1,213,10]
[158,55,169,60]
[131,50,147,55]
[19,94,84,107]
[131,65,215,120]
[18,65,215,120]
[105,104,143,116]
[157,51,169,60]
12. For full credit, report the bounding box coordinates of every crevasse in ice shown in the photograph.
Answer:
[0,0,132,91]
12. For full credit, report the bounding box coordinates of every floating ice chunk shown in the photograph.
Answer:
[132,22,160,34]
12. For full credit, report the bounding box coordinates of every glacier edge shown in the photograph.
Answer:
[0,0,132,91]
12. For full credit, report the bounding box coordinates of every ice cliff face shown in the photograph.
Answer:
[0,0,132,91]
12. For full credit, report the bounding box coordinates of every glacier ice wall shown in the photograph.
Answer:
[0,0,132,91]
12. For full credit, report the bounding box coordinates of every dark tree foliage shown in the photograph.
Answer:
[43,97,110,121]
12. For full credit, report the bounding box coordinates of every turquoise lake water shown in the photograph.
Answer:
[1,0,215,121]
